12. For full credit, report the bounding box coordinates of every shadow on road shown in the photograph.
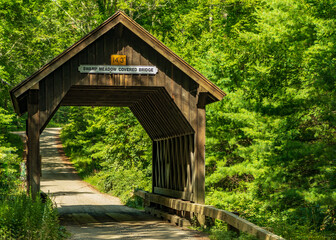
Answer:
[39,128,208,240]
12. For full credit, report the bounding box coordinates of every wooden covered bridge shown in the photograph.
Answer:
[10,11,283,240]
[10,11,225,204]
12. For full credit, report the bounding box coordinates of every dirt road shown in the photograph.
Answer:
[40,128,208,240]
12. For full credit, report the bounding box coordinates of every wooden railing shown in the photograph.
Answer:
[134,190,285,240]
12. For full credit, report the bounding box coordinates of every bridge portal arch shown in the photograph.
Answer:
[10,11,225,204]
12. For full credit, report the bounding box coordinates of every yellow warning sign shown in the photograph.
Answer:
[111,55,126,65]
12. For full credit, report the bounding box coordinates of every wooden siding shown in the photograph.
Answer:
[10,12,222,203]
[35,26,200,138]
[152,134,194,201]
[10,11,225,114]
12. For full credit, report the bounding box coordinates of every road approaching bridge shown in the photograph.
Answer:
[40,128,209,240]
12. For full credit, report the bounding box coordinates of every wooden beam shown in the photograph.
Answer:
[195,106,205,204]
[197,92,208,109]
[135,190,285,240]
[154,187,193,201]
[27,88,40,199]
[145,207,191,228]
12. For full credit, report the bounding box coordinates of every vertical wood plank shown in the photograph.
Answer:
[164,139,169,189]
[45,74,54,119]
[119,37,126,86]
[54,69,63,107]
[171,138,176,190]
[78,48,89,85]
[154,52,165,87]
[39,79,46,113]
[172,66,182,110]
[96,36,106,85]
[176,137,182,191]
[164,59,173,98]
[190,92,198,202]
[152,141,157,193]
[181,76,190,123]
[124,43,133,86]
[88,42,96,85]
[195,106,206,204]
[183,135,188,192]
[157,140,162,188]
[151,51,158,86]
[162,140,167,189]
[139,41,150,86]
[62,61,71,93]
[159,141,164,188]
[27,88,40,199]
[189,134,195,198]
[70,55,79,86]
[104,28,115,86]
[132,44,141,87]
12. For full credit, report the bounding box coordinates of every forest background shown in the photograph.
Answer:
[0,0,335,239]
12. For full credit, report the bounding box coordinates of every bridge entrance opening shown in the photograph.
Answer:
[10,11,225,204]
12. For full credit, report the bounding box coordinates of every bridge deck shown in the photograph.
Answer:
[40,128,208,240]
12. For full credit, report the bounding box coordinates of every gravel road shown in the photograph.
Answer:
[40,128,209,240]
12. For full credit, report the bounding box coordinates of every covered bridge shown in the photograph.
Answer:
[10,11,225,204]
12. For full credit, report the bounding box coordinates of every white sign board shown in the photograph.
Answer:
[78,65,158,75]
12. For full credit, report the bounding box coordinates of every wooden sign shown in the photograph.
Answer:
[78,65,158,75]
[111,55,126,65]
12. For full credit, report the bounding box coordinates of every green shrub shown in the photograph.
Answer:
[0,193,68,240]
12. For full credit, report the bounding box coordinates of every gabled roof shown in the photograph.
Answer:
[10,11,225,115]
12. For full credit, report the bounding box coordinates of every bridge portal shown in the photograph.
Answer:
[10,11,225,204]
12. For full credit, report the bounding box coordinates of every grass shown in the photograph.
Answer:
[0,193,69,240]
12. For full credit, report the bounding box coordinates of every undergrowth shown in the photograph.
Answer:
[0,193,68,240]
[69,155,151,208]
[0,127,68,240]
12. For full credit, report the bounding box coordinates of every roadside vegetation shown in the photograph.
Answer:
[1,0,335,239]
[0,110,67,239]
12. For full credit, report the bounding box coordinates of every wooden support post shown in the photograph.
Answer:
[27,86,40,199]
[195,107,206,204]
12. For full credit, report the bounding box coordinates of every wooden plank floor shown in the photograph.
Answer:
[40,128,209,240]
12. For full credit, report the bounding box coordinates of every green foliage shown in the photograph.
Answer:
[60,106,152,205]
[202,0,336,238]
[0,193,68,240]
[1,0,335,239]
[84,163,151,205]
[0,107,66,239]
[0,107,23,195]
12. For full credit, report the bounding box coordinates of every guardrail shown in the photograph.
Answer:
[134,190,285,240]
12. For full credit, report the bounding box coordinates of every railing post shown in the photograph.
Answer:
[227,211,240,236]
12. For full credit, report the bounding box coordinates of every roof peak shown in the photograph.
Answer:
[10,11,225,115]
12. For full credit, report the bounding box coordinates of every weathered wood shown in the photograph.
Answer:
[119,13,225,101]
[145,207,191,228]
[195,106,206,204]
[175,137,181,191]
[27,88,40,199]
[186,135,192,193]
[159,140,165,189]
[135,190,285,240]
[152,141,157,192]
[12,11,225,113]
[88,42,96,86]
[154,187,193,201]
[11,11,226,207]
